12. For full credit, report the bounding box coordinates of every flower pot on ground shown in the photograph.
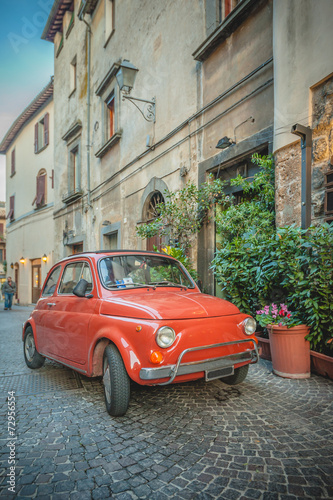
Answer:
[256,304,310,379]
[255,333,271,361]
[268,324,310,379]
[310,350,333,380]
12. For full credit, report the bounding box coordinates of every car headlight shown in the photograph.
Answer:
[156,326,176,348]
[243,317,256,336]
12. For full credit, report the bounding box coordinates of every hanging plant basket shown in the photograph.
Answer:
[268,324,310,379]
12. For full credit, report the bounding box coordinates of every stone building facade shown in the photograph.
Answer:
[42,0,204,260]
[0,80,55,305]
[273,0,333,227]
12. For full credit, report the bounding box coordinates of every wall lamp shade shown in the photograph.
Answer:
[10,263,14,269]
[19,257,25,264]
[42,254,47,263]
[116,60,139,94]
[216,136,235,149]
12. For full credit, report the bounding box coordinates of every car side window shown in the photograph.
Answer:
[58,262,93,295]
[42,266,61,296]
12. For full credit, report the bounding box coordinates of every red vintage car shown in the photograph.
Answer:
[23,251,258,416]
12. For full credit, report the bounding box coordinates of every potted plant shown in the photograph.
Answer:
[256,303,310,379]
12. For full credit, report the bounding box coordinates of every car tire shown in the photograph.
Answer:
[23,327,45,369]
[103,344,130,417]
[222,364,249,385]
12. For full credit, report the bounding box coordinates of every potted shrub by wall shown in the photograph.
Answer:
[256,304,310,379]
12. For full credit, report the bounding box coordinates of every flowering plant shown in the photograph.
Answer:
[256,303,302,328]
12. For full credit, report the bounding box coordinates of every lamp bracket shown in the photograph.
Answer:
[122,94,156,123]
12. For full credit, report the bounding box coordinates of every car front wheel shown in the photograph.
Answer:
[222,364,249,385]
[103,344,130,417]
[23,327,45,369]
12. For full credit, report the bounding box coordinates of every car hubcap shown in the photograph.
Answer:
[103,360,111,404]
[25,333,35,362]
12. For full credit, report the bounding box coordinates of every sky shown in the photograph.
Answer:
[0,0,54,201]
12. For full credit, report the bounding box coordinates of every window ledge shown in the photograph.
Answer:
[69,88,76,99]
[192,0,262,62]
[104,28,115,48]
[35,144,48,155]
[62,189,83,204]
[95,131,122,158]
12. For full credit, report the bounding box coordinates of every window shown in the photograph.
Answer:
[0,249,5,262]
[56,33,64,57]
[63,139,82,204]
[6,196,15,222]
[66,1,75,37]
[95,62,122,158]
[0,223,3,236]
[34,113,49,153]
[105,0,115,44]
[32,170,47,209]
[106,91,115,139]
[69,145,80,193]
[59,262,93,294]
[218,0,240,23]
[10,149,15,177]
[324,169,333,224]
[70,56,77,96]
[42,266,61,296]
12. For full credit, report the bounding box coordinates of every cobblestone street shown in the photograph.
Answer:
[0,305,332,499]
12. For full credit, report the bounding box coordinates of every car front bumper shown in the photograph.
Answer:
[139,338,259,385]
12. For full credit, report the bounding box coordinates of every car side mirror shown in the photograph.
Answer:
[73,279,90,298]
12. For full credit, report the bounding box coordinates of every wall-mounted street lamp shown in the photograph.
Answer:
[116,60,156,123]
[42,254,48,263]
[216,117,255,150]
[10,263,14,269]
[19,257,25,264]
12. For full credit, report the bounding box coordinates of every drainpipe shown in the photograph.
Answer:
[79,4,92,209]
[291,124,312,229]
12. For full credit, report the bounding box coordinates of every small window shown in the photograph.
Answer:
[56,33,64,57]
[59,262,93,294]
[70,56,77,96]
[69,145,80,193]
[42,266,61,296]
[34,113,49,153]
[6,196,15,222]
[66,2,75,37]
[11,149,15,177]
[105,0,115,44]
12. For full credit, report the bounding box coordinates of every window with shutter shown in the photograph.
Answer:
[33,170,47,208]
[34,113,50,153]
[6,196,14,222]
[11,149,15,176]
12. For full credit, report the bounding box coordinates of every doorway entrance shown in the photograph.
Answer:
[31,259,41,303]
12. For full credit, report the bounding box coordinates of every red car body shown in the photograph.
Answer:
[23,251,259,416]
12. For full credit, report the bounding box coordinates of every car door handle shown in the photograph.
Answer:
[47,303,56,307]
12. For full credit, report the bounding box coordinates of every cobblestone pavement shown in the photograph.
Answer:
[0,306,332,500]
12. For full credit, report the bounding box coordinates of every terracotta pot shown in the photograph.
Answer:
[267,324,310,379]
[255,334,271,361]
[310,350,333,379]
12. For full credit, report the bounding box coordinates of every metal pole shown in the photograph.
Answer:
[291,124,312,229]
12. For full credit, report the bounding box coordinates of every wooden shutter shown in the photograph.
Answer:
[0,223,3,235]
[44,113,49,146]
[36,174,46,206]
[34,122,38,153]
[7,196,14,220]
[51,169,54,189]
[11,149,15,176]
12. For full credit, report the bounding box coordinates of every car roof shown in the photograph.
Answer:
[58,250,178,263]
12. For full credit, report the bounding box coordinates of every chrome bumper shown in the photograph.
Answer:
[140,339,259,385]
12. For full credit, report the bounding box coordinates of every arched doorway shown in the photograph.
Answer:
[143,190,165,251]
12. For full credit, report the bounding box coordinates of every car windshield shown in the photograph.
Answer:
[99,254,194,290]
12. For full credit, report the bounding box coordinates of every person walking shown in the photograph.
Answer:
[2,276,16,310]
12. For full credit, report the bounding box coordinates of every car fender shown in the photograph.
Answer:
[87,320,142,381]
